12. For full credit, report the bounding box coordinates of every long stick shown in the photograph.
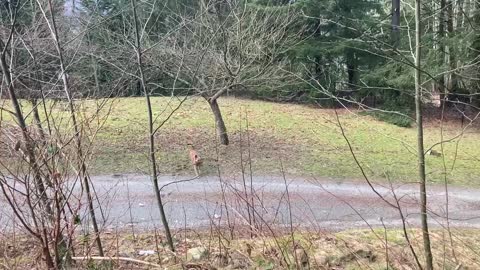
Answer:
[72,256,162,267]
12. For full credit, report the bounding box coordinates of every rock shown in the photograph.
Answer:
[294,246,310,269]
[211,253,229,268]
[313,251,330,266]
[187,247,208,261]
[314,255,329,266]
[138,250,155,255]
[332,249,375,265]
[427,149,441,157]
[229,250,252,269]
[161,256,170,264]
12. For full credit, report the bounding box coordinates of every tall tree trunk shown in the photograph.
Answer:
[456,0,465,28]
[392,0,401,48]
[464,0,471,19]
[446,0,457,103]
[131,0,175,251]
[473,0,480,107]
[30,99,47,143]
[314,56,324,82]
[438,0,447,107]
[468,0,480,107]
[89,36,101,97]
[93,60,100,96]
[346,50,357,90]
[414,0,434,269]
[208,98,229,145]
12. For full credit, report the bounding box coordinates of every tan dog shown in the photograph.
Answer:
[188,143,202,177]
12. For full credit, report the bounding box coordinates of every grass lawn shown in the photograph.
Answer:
[1,96,479,185]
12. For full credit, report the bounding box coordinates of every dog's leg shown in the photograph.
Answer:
[193,165,199,177]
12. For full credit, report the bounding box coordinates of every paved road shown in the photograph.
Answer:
[2,174,480,232]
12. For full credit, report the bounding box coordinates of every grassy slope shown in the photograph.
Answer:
[3,97,480,185]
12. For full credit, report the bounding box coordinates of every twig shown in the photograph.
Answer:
[71,256,162,267]
[159,176,199,192]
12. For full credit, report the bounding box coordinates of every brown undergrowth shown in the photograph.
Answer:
[1,227,479,269]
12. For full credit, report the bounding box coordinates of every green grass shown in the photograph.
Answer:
[360,110,414,127]
[1,97,480,185]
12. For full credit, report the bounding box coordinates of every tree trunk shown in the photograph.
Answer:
[438,0,447,107]
[446,0,457,104]
[474,0,480,107]
[414,0,434,269]
[31,99,46,141]
[209,98,229,145]
[469,1,480,107]
[456,0,465,28]
[92,56,101,97]
[131,0,175,251]
[346,50,357,90]
[392,0,401,48]
[43,0,104,257]
[29,99,54,186]
[314,56,324,82]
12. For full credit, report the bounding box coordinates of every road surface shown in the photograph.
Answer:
[1,174,480,232]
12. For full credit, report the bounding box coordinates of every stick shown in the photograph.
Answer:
[71,256,162,268]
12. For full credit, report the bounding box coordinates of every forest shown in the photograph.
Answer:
[3,0,480,128]
[1,0,480,269]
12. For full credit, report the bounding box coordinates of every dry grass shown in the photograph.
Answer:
[2,228,480,269]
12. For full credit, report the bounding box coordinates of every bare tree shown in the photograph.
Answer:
[0,5,59,268]
[130,0,175,251]
[152,1,302,145]
[35,0,104,256]
[0,1,118,267]
[414,0,434,268]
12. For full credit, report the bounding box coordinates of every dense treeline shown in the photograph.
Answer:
[253,0,480,110]
[2,0,480,110]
